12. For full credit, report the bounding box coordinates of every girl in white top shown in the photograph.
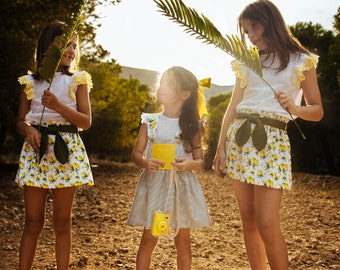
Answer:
[128,66,210,269]
[213,1,323,269]
[16,21,93,269]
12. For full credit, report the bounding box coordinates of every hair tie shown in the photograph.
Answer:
[197,78,211,119]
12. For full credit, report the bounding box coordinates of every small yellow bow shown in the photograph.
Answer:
[197,78,211,119]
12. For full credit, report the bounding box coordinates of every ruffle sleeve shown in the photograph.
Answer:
[18,75,34,100]
[141,113,160,140]
[69,71,93,100]
[231,60,248,88]
[141,113,158,126]
[291,53,318,87]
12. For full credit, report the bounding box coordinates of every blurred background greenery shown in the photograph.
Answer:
[0,0,339,175]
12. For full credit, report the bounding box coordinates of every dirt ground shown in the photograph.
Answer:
[0,158,339,270]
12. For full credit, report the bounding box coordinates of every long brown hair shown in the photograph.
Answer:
[166,66,202,153]
[32,21,77,80]
[238,0,310,71]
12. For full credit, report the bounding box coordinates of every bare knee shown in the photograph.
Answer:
[24,217,44,236]
[138,229,158,253]
[174,229,191,250]
[257,218,280,244]
[53,216,71,235]
[240,214,258,234]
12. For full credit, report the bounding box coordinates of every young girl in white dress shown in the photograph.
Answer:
[16,21,93,269]
[128,66,211,269]
[213,1,323,269]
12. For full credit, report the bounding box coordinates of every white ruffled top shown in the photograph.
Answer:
[18,71,92,124]
[231,52,318,119]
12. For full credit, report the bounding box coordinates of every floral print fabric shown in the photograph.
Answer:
[16,124,94,189]
[225,111,292,190]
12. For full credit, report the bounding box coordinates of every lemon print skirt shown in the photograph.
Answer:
[16,132,94,189]
[225,113,292,190]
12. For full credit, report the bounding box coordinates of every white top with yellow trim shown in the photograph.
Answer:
[232,52,318,119]
[18,71,92,123]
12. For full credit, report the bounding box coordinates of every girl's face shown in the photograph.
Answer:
[60,35,78,67]
[156,72,179,106]
[240,19,267,51]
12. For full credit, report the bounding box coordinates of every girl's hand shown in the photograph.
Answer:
[275,91,296,114]
[172,158,192,171]
[41,89,61,111]
[145,158,165,173]
[213,148,226,178]
[26,126,41,152]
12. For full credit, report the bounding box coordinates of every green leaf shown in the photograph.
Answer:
[153,0,263,77]
[38,1,87,87]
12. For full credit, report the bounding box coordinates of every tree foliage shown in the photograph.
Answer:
[204,94,231,169]
[289,19,340,174]
[79,58,152,160]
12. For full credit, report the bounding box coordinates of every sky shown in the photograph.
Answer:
[94,0,339,86]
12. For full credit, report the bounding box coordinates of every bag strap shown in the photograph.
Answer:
[164,165,180,238]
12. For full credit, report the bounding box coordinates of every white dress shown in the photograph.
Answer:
[15,71,94,189]
[128,113,211,229]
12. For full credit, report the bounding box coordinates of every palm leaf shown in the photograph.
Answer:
[38,0,86,86]
[153,0,262,77]
[153,0,306,139]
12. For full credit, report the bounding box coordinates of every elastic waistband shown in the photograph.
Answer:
[236,113,287,130]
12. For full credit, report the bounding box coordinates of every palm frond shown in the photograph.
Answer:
[38,0,86,85]
[153,0,262,77]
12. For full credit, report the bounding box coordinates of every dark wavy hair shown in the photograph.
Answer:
[32,21,76,80]
[165,66,202,153]
[238,0,310,71]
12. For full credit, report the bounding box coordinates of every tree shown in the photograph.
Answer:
[289,20,340,174]
[79,59,152,160]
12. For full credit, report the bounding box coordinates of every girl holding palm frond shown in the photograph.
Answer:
[16,21,93,269]
[213,1,323,269]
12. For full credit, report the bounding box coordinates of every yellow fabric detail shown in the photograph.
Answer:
[69,71,93,101]
[293,53,318,87]
[231,60,247,88]
[18,75,34,100]
[197,77,211,119]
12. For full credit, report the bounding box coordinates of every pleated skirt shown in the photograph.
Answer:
[128,169,211,229]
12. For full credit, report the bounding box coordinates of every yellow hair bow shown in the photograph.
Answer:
[197,78,211,119]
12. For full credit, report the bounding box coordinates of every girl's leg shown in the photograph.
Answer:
[51,187,76,270]
[136,229,158,270]
[174,228,191,270]
[254,185,288,270]
[232,180,267,270]
[19,186,48,270]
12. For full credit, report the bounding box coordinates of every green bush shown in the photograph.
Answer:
[204,94,231,170]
